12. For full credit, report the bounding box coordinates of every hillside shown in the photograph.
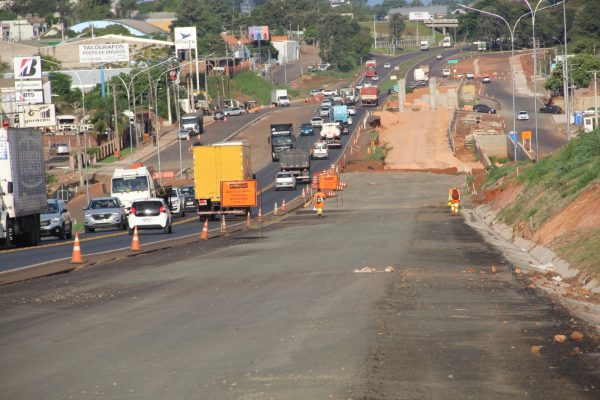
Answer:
[476,128,600,279]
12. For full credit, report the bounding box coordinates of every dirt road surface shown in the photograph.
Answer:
[1,172,598,399]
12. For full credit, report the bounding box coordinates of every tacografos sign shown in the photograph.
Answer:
[79,43,130,63]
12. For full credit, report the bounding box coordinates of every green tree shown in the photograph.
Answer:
[73,0,112,22]
[545,53,600,93]
[115,0,138,19]
[48,72,72,97]
[389,13,406,43]
[315,14,371,71]
[41,56,63,72]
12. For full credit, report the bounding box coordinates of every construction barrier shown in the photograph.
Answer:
[70,232,83,264]
[131,226,141,251]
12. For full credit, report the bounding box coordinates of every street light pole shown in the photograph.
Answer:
[553,36,570,137]
[562,0,571,140]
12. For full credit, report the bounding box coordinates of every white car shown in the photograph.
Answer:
[311,116,324,127]
[517,111,530,120]
[347,105,357,115]
[321,99,333,108]
[168,187,186,217]
[321,89,335,96]
[482,76,491,84]
[320,106,331,117]
[127,198,172,235]
[372,75,379,81]
[436,54,442,60]
[275,171,296,191]
[311,141,329,160]
[383,63,391,69]
[363,81,372,87]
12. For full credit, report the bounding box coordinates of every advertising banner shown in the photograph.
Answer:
[248,26,270,41]
[79,43,130,63]
[16,91,44,104]
[221,180,258,208]
[13,56,42,80]
[18,104,56,128]
[14,80,42,91]
[174,27,197,51]
[409,12,431,21]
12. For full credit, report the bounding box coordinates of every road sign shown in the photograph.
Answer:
[221,180,258,208]
[318,174,339,190]
[447,59,458,64]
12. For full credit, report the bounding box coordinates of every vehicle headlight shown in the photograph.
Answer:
[84,215,93,221]
[51,217,61,223]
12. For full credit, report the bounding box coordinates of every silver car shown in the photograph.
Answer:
[84,197,127,232]
[275,171,296,191]
[40,199,73,240]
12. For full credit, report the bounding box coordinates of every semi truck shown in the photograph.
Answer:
[0,127,47,247]
[359,86,379,107]
[193,141,253,219]
[268,123,295,161]
[365,60,377,78]
[271,89,290,107]
[320,122,342,148]
[279,149,311,183]
[180,112,204,136]
[332,104,350,134]
[414,68,428,83]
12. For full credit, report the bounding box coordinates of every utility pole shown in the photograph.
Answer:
[563,0,571,140]
[594,70,598,129]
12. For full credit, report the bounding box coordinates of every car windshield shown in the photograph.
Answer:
[272,136,292,145]
[112,176,149,193]
[277,172,293,178]
[181,117,197,124]
[180,187,194,195]
[46,203,59,214]
[90,199,118,209]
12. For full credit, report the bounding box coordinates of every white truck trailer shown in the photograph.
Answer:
[0,127,47,247]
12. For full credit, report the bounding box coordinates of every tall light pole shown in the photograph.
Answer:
[553,36,570,137]
[562,0,570,140]
[112,75,133,164]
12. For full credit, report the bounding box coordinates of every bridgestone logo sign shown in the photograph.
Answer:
[79,44,130,63]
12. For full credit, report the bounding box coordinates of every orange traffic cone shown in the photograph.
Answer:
[281,199,286,212]
[131,226,141,251]
[200,219,209,240]
[70,232,83,264]
[257,207,263,223]
[246,211,251,228]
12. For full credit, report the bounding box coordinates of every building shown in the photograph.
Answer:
[1,19,48,41]
[271,36,299,64]
[69,19,166,38]
[388,5,449,18]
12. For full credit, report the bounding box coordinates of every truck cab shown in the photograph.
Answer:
[111,166,156,210]
[180,113,204,136]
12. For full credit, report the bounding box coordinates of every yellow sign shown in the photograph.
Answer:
[522,130,532,140]
[221,180,257,207]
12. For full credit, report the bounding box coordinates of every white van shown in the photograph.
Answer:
[111,166,156,209]
[311,141,329,160]
[56,115,78,134]
[420,41,429,51]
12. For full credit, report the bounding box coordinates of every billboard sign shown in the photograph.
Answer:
[15,91,44,104]
[248,26,269,41]
[13,56,42,80]
[409,12,431,21]
[18,104,56,128]
[14,80,43,91]
[174,27,197,51]
[318,174,339,190]
[221,180,258,208]
[79,43,130,63]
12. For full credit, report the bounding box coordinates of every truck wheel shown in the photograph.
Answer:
[181,210,186,217]
[58,224,66,240]
[66,223,73,240]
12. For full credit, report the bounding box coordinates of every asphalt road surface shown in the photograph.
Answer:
[1,172,598,399]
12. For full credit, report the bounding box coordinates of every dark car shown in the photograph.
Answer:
[300,123,314,136]
[179,185,196,211]
[473,103,496,114]
[539,105,562,114]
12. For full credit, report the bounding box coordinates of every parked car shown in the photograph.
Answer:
[179,185,196,211]
[311,141,329,160]
[40,199,73,240]
[482,76,491,84]
[473,103,496,114]
[539,105,562,114]
[127,198,172,235]
[383,62,391,69]
[466,72,474,80]
[223,106,247,116]
[84,197,127,233]
[311,116,324,127]
[300,123,314,136]
[320,106,331,117]
[213,110,225,120]
[275,171,296,191]
[53,143,70,156]
[517,111,530,120]
[307,65,316,72]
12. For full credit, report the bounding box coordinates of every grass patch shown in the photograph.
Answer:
[557,228,600,274]
[98,146,133,164]
[46,173,57,185]
[232,71,302,104]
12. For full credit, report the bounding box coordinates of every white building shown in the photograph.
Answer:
[271,40,299,64]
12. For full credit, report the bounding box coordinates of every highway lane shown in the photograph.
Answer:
[0,49,429,273]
